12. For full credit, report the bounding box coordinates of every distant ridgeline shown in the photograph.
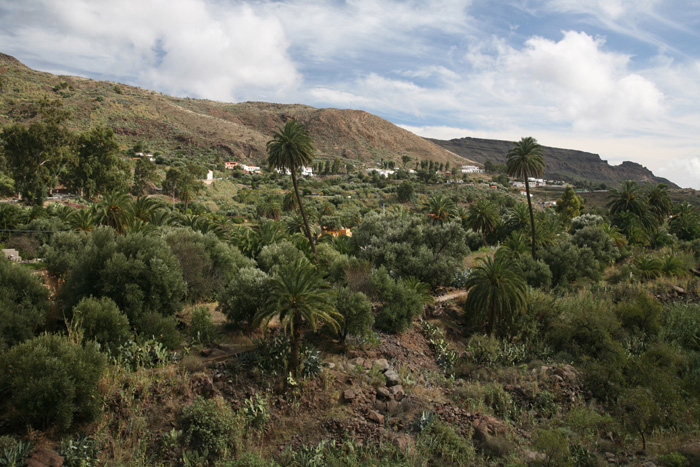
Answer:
[428,136,677,189]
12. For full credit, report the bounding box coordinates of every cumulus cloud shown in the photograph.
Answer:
[0,0,300,101]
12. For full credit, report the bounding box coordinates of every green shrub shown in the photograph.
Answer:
[614,292,662,338]
[371,268,426,333]
[0,334,105,430]
[135,312,181,349]
[189,306,219,345]
[515,255,552,289]
[0,256,49,351]
[218,267,270,330]
[73,296,131,352]
[334,286,373,343]
[416,421,475,466]
[658,452,688,467]
[534,428,572,466]
[60,433,99,467]
[180,396,242,458]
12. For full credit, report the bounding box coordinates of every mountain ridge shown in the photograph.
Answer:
[428,136,678,188]
[0,53,676,187]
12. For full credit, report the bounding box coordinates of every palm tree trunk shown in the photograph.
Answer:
[524,177,537,260]
[291,170,317,261]
[289,313,302,379]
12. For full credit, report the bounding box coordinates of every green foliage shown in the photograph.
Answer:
[396,180,414,202]
[257,240,307,274]
[242,393,270,430]
[254,259,339,377]
[351,211,468,287]
[515,255,552,289]
[164,228,253,302]
[533,428,572,467]
[0,256,49,350]
[614,292,662,338]
[42,231,90,280]
[556,186,584,225]
[189,306,220,345]
[180,396,242,458]
[66,126,128,199]
[135,312,181,350]
[661,303,700,352]
[334,286,373,343]
[60,433,99,467]
[618,386,661,450]
[0,333,105,430]
[658,452,688,467]
[464,256,528,336]
[111,338,174,370]
[539,236,602,287]
[60,228,186,324]
[73,296,131,352]
[0,438,33,467]
[219,267,270,330]
[422,321,458,373]
[465,199,499,245]
[416,421,475,466]
[370,267,428,333]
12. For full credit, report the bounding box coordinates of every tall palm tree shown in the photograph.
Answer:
[464,256,527,337]
[96,192,133,234]
[645,183,672,226]
[254,259,340,378]
[466,199,499,246]
[607,181,647,218]
[426,194,456,223]
[506,137,545,260]
[267,120,317,260]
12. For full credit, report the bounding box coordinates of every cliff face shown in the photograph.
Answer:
[429,136,677,188]
[0,54,470,167]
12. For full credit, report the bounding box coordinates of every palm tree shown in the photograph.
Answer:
[96,192,133,234]
[254,259,340,378]
[607,181,647,218]
[464,256,527,336]
[506,137,545,260]
[426,194,456,223]
[267,119,318,260]
[466,199,499,246]
[645,183,672,226]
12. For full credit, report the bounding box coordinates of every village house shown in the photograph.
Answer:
[460,165,484,174]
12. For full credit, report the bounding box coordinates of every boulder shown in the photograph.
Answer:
[367,410,385,424]
[372,358,390,372]
[376,387,392,400]
[384,369,400,386]
[390,385,405,400]
[343,389,357,402]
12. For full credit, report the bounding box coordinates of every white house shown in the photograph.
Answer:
[365,168,395,177]
[206,170,214,181]
[276,166,314,177]
[460,165,483,174]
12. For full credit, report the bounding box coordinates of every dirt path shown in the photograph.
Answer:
[434,291,468,302]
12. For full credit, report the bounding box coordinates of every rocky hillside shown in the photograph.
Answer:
[0,53,469,167]
[429,136,677,188]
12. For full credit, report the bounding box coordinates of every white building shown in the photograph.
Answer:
[460,165,484,174]
[276,166,314,177]
[365,168,395,177]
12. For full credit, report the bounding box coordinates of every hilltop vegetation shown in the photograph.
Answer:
[1,113,700,465]
[1,54,700,466]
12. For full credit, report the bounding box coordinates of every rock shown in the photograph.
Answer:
[348,357,364,367]
[472,420,490,442]
[343,389,357,402]
[673,285,686,294]
[391,433,413,452]
[384,369,400,386]
[367,410,385,424]
[679,442,700,464]
[27,450,64,467]
[200,347,214,357]
[385,399,399,412]
[641,462,656,467]
[325,362,336,370]
[524,450,546,463]
[372,358,390,372]
[362,359,372,370]
[376,387,392,400]
[390,385,405,400]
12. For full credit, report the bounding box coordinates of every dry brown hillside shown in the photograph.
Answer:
[0,53,471,167]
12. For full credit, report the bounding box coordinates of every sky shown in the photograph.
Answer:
[1,0,699,188]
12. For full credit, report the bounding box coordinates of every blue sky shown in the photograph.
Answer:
[1,0,699,188]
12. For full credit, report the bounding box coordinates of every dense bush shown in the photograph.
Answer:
[0,334,105,430]
[515,255,552,289]
[60,228,186,323]
[334,286,374,343]
[42,231,90,280]
[164,228,253,302]
[256,240,307,274]
[73,296,131,352]
[0,256,49,350]
[352,212,468,287]
[370,268,426,333]
[416,420,475,466]
[180,396,242,457]
[134,312,181,350]
[189,306,219,345]
[539,237,602,287]
[218,267,270,330]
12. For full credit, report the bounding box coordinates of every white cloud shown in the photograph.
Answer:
[0,0,300,101]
